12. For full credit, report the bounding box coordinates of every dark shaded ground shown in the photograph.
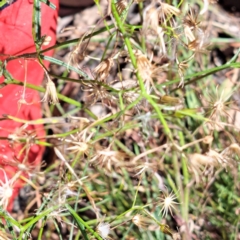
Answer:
[219,0,240,14]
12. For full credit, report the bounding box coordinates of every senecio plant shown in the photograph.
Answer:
[0,0,239,239]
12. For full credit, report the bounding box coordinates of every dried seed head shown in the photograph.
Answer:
[96,221,111,239]
[158,190,179,217]
[206,149,230,167]
[42,73,59,104]
[122,90,140,104]
[142,1,180,52]
[0,169,14,210]
[67,141,89,154]
[56,177,87,204]
[177,61,188,87]
[58,180,82,203]
[187,29,209,53]
[132,214,157,230]
[189,147,235,183]
[222,143,240,158]
[94,58,114,82]
[111,79,138,90]
[136,52,152,81]
[189,153,218,169]
[1,156,43,178]
[183,8,201,29]
[67,31,90,68]
[188,39,208,53]
[135,51,160,93]
[204,85,233,125]
[158,2,181,24]
[176,55,194,87]
[90,147,128,173]
[82,81,116,106]
[116,0,128,15]
[184,25,196,42]
[142,3,160,35]
[134,161,157,176]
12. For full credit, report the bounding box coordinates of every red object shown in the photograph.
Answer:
[0,0,58,211]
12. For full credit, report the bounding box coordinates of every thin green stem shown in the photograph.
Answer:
[111,1,172,140]
[2,78,97,119]
[111,1,145,93]
[65,204,102,240]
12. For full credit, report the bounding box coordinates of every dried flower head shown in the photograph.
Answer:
[96,221,111,240]
[0,169,15,210]
[183,8,201,30]
[142,3,168,54]
[90,148,114,170]
[67,31,89,67]
[188,146,236,183]
[132,214,158,230]
[157,1,181,25]
[135,51,165,93]
[206,149,229,167]
[187,29,209,53]
[1,156,44,179]
[183,9,203,44]
[116,0,128,15]
[158,190,179,217]
[133,161,157,176]
[136,52,153,93]
[122,90,141,105]
[111,79,141,104]
[90,147,128,173]
[94,58,114,82]
[189,152,219,170]
[177,60,187,87]
[187,38,209,54]
[205,85,233,122]
[188,153,210,183]
[82,81,116,106]
[142,2,160,35]
[67,141,89,155]
[111,79,140,104]
[65,130,93,156]
[176,54,194,87]
[41,72,59,104]
[221,143,240,160]
[8,123,36,144]
[184,24,196,43]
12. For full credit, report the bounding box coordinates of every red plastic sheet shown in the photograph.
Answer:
[0,0,58,211]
